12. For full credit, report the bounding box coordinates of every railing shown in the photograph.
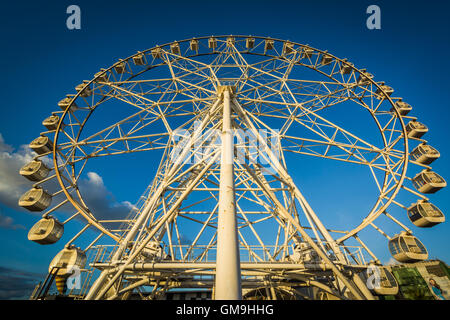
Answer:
[29,266,60,300]
[57,242,369,299]
[84,243,368,265]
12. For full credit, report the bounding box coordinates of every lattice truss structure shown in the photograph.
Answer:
[21,36,446,300]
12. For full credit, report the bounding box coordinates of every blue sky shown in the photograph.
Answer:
[0,0,449,298]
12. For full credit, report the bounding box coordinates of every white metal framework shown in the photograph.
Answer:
[21,35,446,300]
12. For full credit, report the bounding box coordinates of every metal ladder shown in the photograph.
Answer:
[29,266,60,300]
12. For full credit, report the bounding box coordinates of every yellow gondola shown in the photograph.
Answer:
[405,120,428,138]
[359,265,399,295]
[245,37,255,49]
[264,39,274,51]
[282,42,294,55]
[321,53,333,65]
[151,47,162,59]
[357,71,374,85]
[58,96,77,111]
[407,200,445,227]
[42,115,61,131]
[114,61,126,74]
[19,160,50,181]
[412,169,446,194]
[391,100,412,115]
[49,246,86,277]
[303,48,314,59]
[340,61,354,74]
[208,37,217,50]
[375,84,394,99]
[18,187,52,212]
[189,39,198,51]
[170,42,180,55]
[132,53,146,66]
[388,232,428,263]
[75,82,92,97]
[94,70,108,82]
[29,135,53,155]
[410,143,440,165]
[28,216,64,244]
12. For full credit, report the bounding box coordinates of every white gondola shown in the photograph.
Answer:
[359,265,399,295]
[28,217,64,244]
[407,200,445,228]
[321,53,333,65]
[340,61,354,74]
[388,231,428,263]
[58,96,77,111]
[288,242,319,263]
[18,187,52,212]
[410,143,440,165]
[357,71,374,85]
[29,135,53,155]
[303,48,314,59]
[412,169,446,194]
[42,115,61,131]
[208,37,217,50]
[140,241,164,261]
[282,42,294,55]
[170,42,180,55]
[190,39,199,51]
[19,160,50,181]
[375,84,394,100]
[405,120,428,138]
[264,39,274,51]
[48,246,86,276]
[132,53,146,66]
[151,47,162,59]
[75,82,92,97]
[390,100,412,116]
[246,37,255,49]
[114,61,126,74]
[94,70,108,82]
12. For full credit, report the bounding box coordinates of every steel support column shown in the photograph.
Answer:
[214,87,242,300]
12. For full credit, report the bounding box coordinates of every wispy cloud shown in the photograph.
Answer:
[0,211,25,230]
[0,265,44,299]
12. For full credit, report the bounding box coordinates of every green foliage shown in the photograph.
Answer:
[391,267,434,300]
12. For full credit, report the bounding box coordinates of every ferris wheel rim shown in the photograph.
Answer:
[48,35,410,243]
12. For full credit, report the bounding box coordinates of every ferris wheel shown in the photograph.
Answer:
[20,35,446,300]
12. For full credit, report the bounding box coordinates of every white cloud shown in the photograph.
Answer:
[77,171,135,221]
[0,133,135,223]
[86,172,103,186]
[122,201,138,211]
[0,138,36,209]
[0,133,13,153]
